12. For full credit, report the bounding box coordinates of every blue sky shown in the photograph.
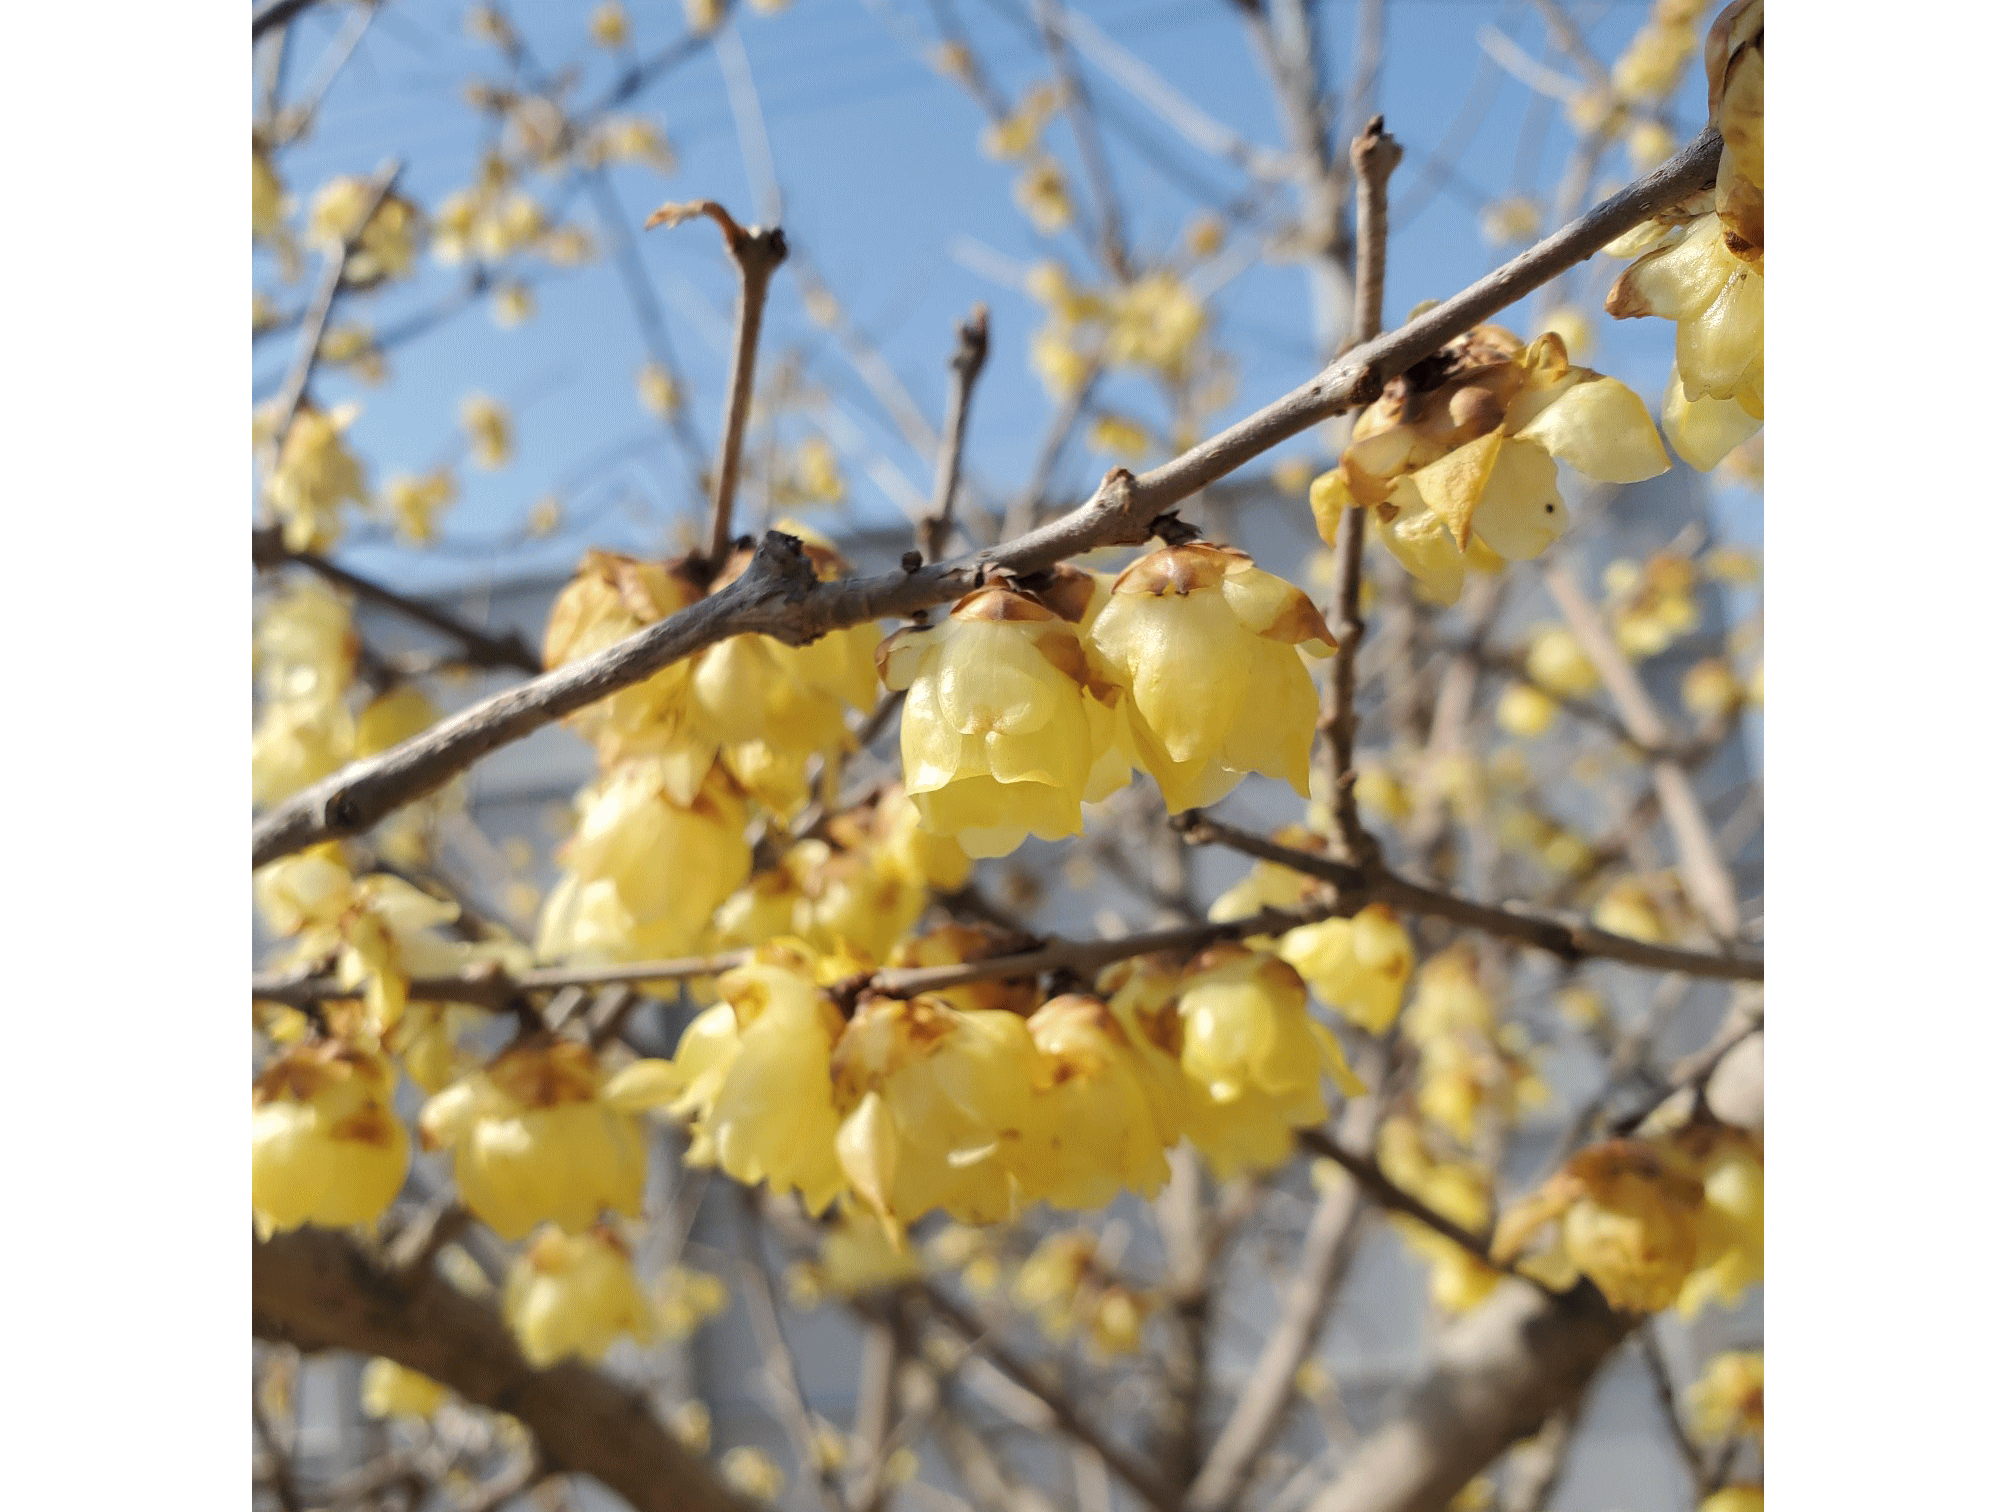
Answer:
[256,0,1753,592]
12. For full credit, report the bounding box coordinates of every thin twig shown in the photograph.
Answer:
[252,951,748,1010]
[1031,0,1132,279]
[1295,1127,1525,1280]
[1173,813,1763,981]
[737,1193,853,1512]
[920,307,991,563]
[253,529,542,675]
[918,1284,1177,1511]
[250,129,1723,868]
[261,157,402,508]
[1319,115,1401,864]
[647,201,792,571]
[1637,1327,1710,1495]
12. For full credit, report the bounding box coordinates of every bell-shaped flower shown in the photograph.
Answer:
[1687,1349,1764,1443]
[877,580,1103,858]
[1086,544,1337,811]
[420,1036,667,1240]
[830,993,1045,1231]
[1016,994,1171,1209]
[1492,1139,1704,1313]
[503,1225,654,1367]
[1668,1124,1764,1316]
[252,1039,410,1238]
[542,550,707,762]
[651,954,849,1212]
[1309,327,1669,603]
[537,760,751,964]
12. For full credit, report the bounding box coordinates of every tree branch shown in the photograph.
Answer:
[645,200,792,570]
[252,950,750,1011]
[1171,813,1762,981]
[1319,115,1401,863]
[253,529,542,675]
[251,130,1723,869]
[920,306,991,563]
[1304,1279,1633,1512]
[251,1227,750,1512]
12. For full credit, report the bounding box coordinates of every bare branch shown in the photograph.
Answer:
[1031,0,1132,278]
[253,529,542,675]
[1542,564,1745,938]
[918,1284,1177,1511]
[253,0,323,41]
[253,950,749,1011]
[736,1194,853,1512]
[1304,1280,1633,1512]
[647,200,793,570]
[1172,813,1763,981]
[252,1227,751,1512]
[251,130,1723,868]
[921,307,992,563]
[1294,1127,1521,1279]
[1319,115,1401,864]
[1636,1326,1710,1496]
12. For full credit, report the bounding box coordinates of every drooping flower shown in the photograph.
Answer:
[877,577,1105,858]
[252,1039,410,1238]
[1086,544,1336,811]
[1308,327,1669,603]
[420,1037,671,1240]
[1493,1139,1705,1312]
[266,403,370,553]
[830,993,1045,1231]
[503,1224,654,1367]
[1688,1349,1764,1442]
[1017,994,1171,1209]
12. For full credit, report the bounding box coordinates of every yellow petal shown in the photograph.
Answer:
[1466,438,1566,561]
[1515,376,1669,483]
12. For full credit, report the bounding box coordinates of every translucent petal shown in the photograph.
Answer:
[1516,377,1669,483]
[1467,438,1566,562]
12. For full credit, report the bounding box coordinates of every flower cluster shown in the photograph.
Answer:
[878,545,1335,856]
[1607,1,1764,470]
[252,1038,410,1238]
[642,940,1359,1239]
[1026,262,1210,398]
[1308,326,1669,603]
[537,527,883,966]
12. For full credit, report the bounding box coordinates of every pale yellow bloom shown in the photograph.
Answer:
[382,469,458,545]
[253,146,286,240]
[543,550,707,762]
[1310,327,1669,604]
[420,1038,663,1239]
[460,393,514,470]
[1176,944,1360,1120]
[654,1266,731,1340]
[1018,994,1171,1208]
[1493,1139,1704,1312]
[308,178,423,283]
[721,1447,787,1504]
[537,761,751,964]
[359,1359,448,1420]
[503,1225,653,1367]
[637,362,684,421]
[831,993,1045,1230]
[1015,156,1074,234]
[1087,543,1336,812]
[1105,271,1206,376]
[1670,1124,1763,1315]
[266,403,370,553]
[1525,626,1600,696]
[252,1040,410,1238]
[491,282,535,329]
[878,579,1104,858]
[1688,1349,1764,1442]
[589,0,629,47]
[1497,684,1559,738]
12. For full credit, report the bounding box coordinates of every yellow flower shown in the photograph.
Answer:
[721,1447,787,1504]
[1276,905,1415,1034]
[1688,1349,1764,1442]
[1670,1124,1763,1315]
[1087,543,1336,812]
[864,786,973,893]
[831,993,1045,1231]
[1312,327,1669,604]
[814,1203,926,1295]
[382,469,458,546]
[1480,196,1541,246]
[1014,156,1074,234]
[359,1359,449,1420]
[1525,626,1600,696]
[1017,994,1171,1209]
[460,393,514,470]
[984,84,1060,159]
[266,403,370,553]
[252,1040,410,1238]
[543,550,708,762]
[503,1225,653,1367]
[596,116,677,174]
[1496,683,1559,738]
[636,362,684,422]
[658,954,849,1211]
[589,0,629,47]
[252,696,354,805]
[1493,1140,1704,1312]
[1706,0,1763,251]
[1662,362,1763,472]
[328,875,469,1033]
[254,844,357,938]
[1378,1120,1501,1312]
[307,177,424,283]
[537,761,751,964]
[253,146,286,240]
[1174,945,1361,1169]
[1608,210,1761,451]
[419,1037,658,1240]
[878,579,1104,858]
[1089,414,1151,460]
[654,1265,731,1340]
[491,282,535,328]
[1106,271,1207,377]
